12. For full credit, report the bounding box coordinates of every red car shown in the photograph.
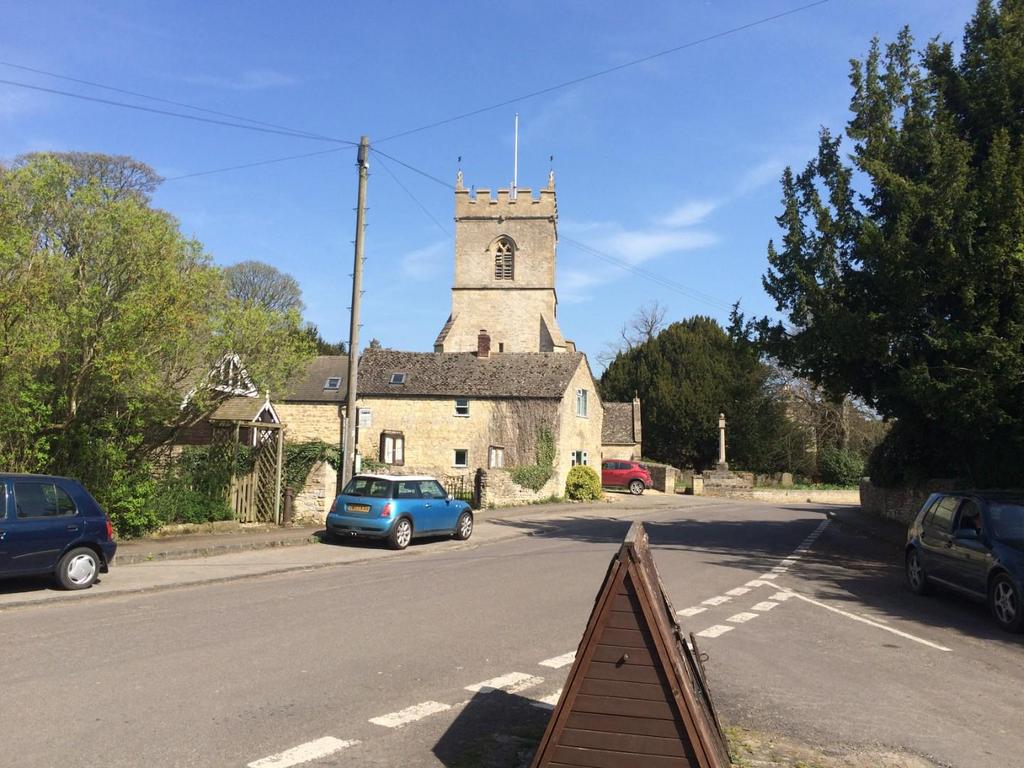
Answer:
[601,460,652,495]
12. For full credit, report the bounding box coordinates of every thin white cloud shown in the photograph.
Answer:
[659,199,719,228]
[736,158,786,195]
[399,240,448,281]
[184,69,297,91]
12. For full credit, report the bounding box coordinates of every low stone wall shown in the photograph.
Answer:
[291,460,337,524]
[477,468,562,508]
[638,462,679,493]
[859,478,961,524]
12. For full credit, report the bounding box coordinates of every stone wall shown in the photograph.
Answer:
[276,402,343,444]
[476,467,562,508]
[638,462,679,493]
[707,487,860,505]
[603,444,640,461]
[859,478,961,524]
[291,460,337,523]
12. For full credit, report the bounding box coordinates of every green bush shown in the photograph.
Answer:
[818,447,865,487]
[105,473,163,539]
[565,465,602,501]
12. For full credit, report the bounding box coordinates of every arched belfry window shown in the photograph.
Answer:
[494,237,514,280]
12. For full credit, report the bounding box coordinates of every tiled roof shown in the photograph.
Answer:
[602,402,637,444]
[283,356,349,402]
[210,396,274,422]
[358,350,584,398]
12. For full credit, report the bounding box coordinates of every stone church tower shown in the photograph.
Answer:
[433,172,567,354]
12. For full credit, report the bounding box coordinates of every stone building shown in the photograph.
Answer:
[601,397,643,460]
[434,172,568,354]
[355,340,603,494]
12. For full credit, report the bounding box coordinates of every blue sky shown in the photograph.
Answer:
[1,0,978,372]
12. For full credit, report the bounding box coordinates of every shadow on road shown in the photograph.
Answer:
[432,689,547,768]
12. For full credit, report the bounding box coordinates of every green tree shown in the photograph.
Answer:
[600,312,794,472]
[760,2,1024,486]
[224,260,304,313]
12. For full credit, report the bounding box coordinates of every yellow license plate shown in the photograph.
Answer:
[347,503,371,513]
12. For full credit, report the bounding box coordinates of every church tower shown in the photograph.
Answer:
[433,172,567,354]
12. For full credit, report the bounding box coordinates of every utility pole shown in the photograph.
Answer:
[341,135,369,491]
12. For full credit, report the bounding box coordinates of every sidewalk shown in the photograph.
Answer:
[824,504,908,550]
[0,493,687,610]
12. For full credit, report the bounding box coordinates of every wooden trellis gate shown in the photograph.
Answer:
[228,422,285,524]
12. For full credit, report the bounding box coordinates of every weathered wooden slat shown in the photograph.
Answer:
[580,678,668,702]
[584,661,662,685]
[558,728,693,758]
[606,611,644,630]
[572,694,675,720]
[609,593,642,612]
[565,712,685,739]
[597,628,652,648]
[550,745,693,768]
[590,645,655,666]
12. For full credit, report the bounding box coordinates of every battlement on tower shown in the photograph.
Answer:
[454,173,557,219]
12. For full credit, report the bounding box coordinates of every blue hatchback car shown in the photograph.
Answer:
[906,491,1024,632]
[325,474,474,550]
[0,474,117,590]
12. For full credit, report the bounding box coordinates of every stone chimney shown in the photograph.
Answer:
[477,329,491,358]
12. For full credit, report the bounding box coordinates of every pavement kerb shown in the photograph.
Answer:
[0,495,700,611]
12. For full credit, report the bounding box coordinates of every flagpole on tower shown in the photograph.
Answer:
[512,112,519,201]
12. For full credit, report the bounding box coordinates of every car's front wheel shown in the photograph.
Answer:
[990,573,1024,633]
[628,479,645,495]
[906,549,930,595]
[56,547,100,590]
[388,518,413,550]
[453,511,474,541]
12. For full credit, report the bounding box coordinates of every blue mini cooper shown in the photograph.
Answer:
[325,474,474,550]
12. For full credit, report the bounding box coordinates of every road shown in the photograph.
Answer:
[2,495,1022,768]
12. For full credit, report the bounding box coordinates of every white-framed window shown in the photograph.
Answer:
[453,449,469,468]
[455,397,470,417]
[576,388,588,417]
[571,450,589,466]
[389,372,407,385]
[324,377,341,390]
[488,446,505,468]
[380,432,405,465]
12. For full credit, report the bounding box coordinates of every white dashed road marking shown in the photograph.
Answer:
[677,606,707,617]
[696,624,734,638]
[727,612,759,624]
[465,672,544,694]
[751,601,779,612]
[725,587,750,597]
[369,701,451,728]
[530,689,563,709]
[247,737,360,768]
[702,595,731,606]
[770,591,796,602]
[538,652,575,669]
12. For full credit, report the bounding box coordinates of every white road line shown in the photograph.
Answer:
[781,589,953,652]
[465,672,544,694]
[677,606,707,617]
[751,601,779,611]
[247,737,360,768]
[702,595,731,606]
[760,573,780,580]
[696,624,734,638]
[781,557,798,565]
[538,651,575,669]
[725,587,750,597]
[745,579,773,588]
[727,612,759,624]
[530,689,563,709]
[770,591,796,602]
[770,566,788,573]
[369,701,451,728]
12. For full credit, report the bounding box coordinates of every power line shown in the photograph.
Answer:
[561,236,734,312]
[0,78,359,146]
[370,148,452,190]
[0,60,344,142]
[374,152,451,238]
[164,146,352,181]
[376,0,833,144]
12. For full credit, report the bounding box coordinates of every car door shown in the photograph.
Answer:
[0,480,11,575]
[393,480,425,531]
[601,461,616,487]
[948,497,992,597]
[918,495,960,582]
[417,480,451,533]
[6,479,80,575]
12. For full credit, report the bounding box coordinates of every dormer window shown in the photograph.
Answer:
[389,372,407,385]
[494,237,514,280]
[324,377,341,391]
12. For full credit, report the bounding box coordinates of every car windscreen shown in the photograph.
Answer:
[342,477,393,498]
[988,503,1024,546]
